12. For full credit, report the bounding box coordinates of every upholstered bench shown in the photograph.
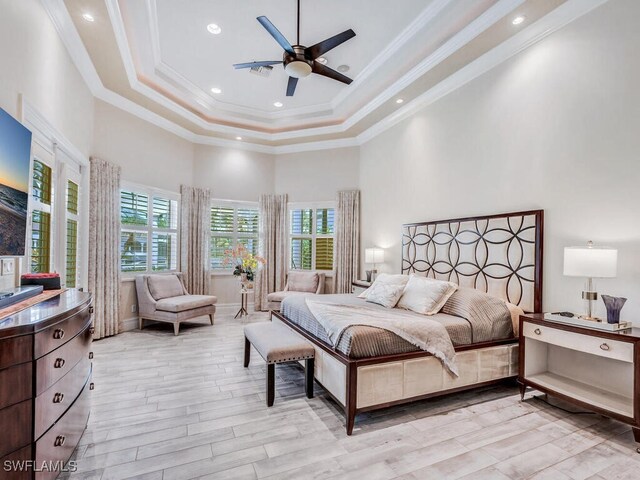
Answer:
[243,322,315,406]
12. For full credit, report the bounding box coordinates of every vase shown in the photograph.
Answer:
[601,295,627,324]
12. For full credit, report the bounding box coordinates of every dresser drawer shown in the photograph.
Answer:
[522,321,634,363]
[0,400,32,458]
[0,334,32,370]
[35,380,90,480]
[34,304,92,359]
[0,445,32,480]
[0,362,32,410]
[36,325,92,396]
[35,356,91,439]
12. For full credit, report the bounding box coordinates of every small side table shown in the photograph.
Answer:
[235,288,252,319]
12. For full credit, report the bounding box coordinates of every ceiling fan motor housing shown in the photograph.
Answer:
[283,45,313,78]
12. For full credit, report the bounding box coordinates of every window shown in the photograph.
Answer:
[30,160,52,273]
[65,179,80,287]
[120,185,178,273]
[210,202,259,270]
[289,205,335,271]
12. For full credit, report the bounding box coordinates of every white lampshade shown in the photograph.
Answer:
[563,244,617,278]
[365,247,384,264]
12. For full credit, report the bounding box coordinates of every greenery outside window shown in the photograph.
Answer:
[289,205,335,271]
[211,202,259,270]
[120,185,179,273]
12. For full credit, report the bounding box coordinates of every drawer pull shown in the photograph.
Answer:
[54,435,66,447]
[54,358,65,369]
[90,382,95,391]
[53,329,65,340]
[53,392,64,404]
[600,343,610,351]
[89,352,94,360]
[534,328,542,335]
[89,305,94,314]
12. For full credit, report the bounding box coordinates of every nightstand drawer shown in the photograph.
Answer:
[522,321,633,363]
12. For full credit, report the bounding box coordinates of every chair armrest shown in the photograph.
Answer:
[135,276,158,316]
[316,273,326,294]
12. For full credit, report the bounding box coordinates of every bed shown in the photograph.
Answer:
[271,209,543,435]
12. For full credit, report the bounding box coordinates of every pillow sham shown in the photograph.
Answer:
[362,273,409,308]
[397,275,458,315]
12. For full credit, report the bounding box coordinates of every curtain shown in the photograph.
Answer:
[334,190,360,294]
[255,194,288,311]
[88,158,121,339]
[179,185,211,295]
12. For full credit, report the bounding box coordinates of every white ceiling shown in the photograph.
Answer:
[119,0,496,128]
[152,0,430,113]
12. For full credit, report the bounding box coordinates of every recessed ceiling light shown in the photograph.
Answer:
[210,87,222,94]
[207,23,222,35]
[337,64,350,73]
[396,98,404,104]
[82,13,95,22]
[512,16,525,25]
[316,57,328,65]
[273,101,283,108]
[235,136,242,141]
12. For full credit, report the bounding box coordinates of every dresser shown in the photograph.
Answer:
[0,290,93,480]
[518,314,640,446]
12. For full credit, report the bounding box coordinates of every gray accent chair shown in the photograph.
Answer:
[135,273,217,335]
[266,271,325,311]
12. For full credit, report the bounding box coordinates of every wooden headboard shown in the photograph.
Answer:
[402,210,543,312]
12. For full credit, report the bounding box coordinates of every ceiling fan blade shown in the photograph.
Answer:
[257,16,295,55]
[286,76,299,97]
[233,61,282,69]
[306,29,356,59]
[312,62,353,85]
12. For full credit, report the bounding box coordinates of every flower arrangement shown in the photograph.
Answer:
[222,244,266,281]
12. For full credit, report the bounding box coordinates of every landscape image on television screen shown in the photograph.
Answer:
[0,108,32,257]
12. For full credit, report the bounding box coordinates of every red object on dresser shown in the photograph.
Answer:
[21,273,61,290]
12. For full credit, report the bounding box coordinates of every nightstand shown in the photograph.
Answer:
[351,280,371,295]
[519,313,640,446]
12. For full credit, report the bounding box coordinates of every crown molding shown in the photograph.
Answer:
[40,0,608,155]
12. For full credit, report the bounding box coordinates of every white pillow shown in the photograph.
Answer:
[397,275,458,315]
[363,274,409,308]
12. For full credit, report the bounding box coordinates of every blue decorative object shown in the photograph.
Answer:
[601,295,627,324]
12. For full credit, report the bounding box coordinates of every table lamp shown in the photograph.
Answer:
[365,247,384,282]
[563,241,617,320]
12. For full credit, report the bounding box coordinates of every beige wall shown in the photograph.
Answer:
[0,0,94,158]
[274,148,360,202]
[359,0,640,322]
[0,0,94,291]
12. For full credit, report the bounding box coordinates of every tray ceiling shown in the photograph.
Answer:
[52,0,580,151]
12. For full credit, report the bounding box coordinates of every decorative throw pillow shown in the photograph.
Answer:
[363,274,409,308]
[397,275,458,315]
[288,272,319,293]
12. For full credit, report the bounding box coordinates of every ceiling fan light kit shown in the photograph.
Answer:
[233,0,356,97]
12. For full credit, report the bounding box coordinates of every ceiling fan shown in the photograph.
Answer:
[232,0,356,97]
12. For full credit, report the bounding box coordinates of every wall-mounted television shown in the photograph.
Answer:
[0,108,32,257]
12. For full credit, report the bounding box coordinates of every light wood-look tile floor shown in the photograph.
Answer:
[62,313,640,480]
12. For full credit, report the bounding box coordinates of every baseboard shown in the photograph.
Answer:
[121,316,139,332]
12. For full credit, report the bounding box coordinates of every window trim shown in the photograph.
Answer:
[210,199,259,276]
[288,201,336,276]
[120,181,180,276]
[28,156,54,274]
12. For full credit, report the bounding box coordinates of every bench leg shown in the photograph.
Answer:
[266,364,275,407]
[209,314,214,325]
[173,323,180,336]
[244,336,250,368]
[305,358,314,399]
